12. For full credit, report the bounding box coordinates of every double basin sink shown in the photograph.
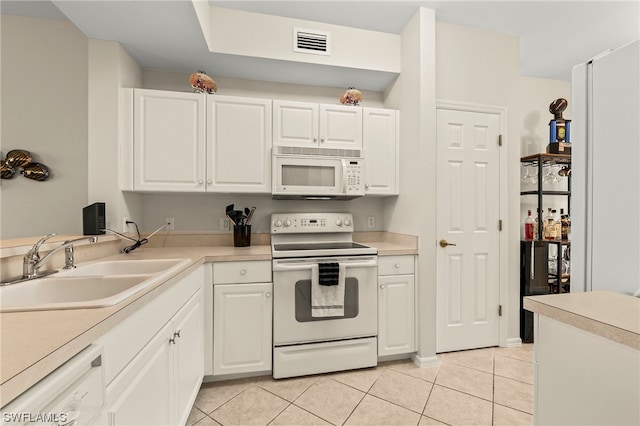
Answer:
[0,258,191,313]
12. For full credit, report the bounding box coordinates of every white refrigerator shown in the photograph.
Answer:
[571,39,640,296]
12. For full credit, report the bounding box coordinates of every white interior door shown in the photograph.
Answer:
[436,108,501,353]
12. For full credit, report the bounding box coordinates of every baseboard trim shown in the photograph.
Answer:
[504,337,523,347]
[411,354,439,368]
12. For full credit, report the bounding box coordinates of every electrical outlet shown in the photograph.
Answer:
[219,217,230,231]
[123,217,131,232]
[165,217,175,231]
[367,216,375,228]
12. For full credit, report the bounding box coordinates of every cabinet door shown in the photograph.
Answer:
[319,104,363,149]
[213,282,273,375]
[378,275,415,356]
[363,108,398,195]
[207,96,272,193]
[106,322,173,426]
[173,289,204,426]
[133,89,206,192]
[273,100,319,147]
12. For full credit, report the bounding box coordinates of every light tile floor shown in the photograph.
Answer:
[188,344,534,426]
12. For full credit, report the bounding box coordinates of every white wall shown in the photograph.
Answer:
[383,8,438,361]
[143,70,385,107]
[88,40,143,234]
[0,15,88,239]
[208,6,400,74]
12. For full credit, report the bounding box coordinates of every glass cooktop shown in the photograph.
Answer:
[273,242,371,251]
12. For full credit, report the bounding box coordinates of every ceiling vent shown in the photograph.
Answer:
[293,27,330,56]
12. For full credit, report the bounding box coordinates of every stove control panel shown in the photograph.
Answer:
[271,213,354,233]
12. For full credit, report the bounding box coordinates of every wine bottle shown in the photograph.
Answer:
[552,209,561,241]
[524,210,535,240]
[561,208,570,240]
[544,208,555,240]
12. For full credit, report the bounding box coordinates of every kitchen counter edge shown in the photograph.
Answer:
[523,291,640,350]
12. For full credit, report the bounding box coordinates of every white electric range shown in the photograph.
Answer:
[270,213,379,379]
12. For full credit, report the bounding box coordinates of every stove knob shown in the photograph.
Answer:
[344,219,352,227]
[284,219,292,227]
[335,219,343,227]
[274,219,283,227]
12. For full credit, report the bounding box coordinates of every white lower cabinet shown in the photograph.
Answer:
[106,321,173,425]
[377,255,416,357]
[173,290,205,424]
[212,261,272,376]
[102,266,204,426]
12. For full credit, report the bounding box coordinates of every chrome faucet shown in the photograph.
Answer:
[22,234,98,279]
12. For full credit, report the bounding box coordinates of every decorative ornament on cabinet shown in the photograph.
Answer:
[189,70,217,94]
[1,149,50,181]
[340,87,362,106]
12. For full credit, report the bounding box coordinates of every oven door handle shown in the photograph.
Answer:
[273,260,377,271]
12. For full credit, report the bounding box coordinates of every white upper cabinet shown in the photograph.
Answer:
[130,89,206,192]
[123,89,271,193]
[273,100,363,149]
[206,96,272,193]
[363,108,399,195]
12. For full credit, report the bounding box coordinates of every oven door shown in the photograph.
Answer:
[272,256,377,346]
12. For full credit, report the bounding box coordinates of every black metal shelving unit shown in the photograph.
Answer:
[519,153,571,343]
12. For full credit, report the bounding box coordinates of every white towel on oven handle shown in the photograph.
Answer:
[311,263,346,317]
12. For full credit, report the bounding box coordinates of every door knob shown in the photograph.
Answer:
[439,239,457,248]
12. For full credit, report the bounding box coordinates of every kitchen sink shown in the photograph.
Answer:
[58,258,190,277]
[0,275,154,312]
[0,258,192,313]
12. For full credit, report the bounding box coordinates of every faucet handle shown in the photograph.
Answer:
[29,233,57,256]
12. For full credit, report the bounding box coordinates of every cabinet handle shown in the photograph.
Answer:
[174,330,181,339]
[365,183,370,189]
[265,292,271,298]
[169,336,176,345]
[320,136,325,143]
[380,284,385,289]
[313,137,318,142]
[198,180,204,185]
[207,179,212,185]
[394,263,400,269]
[240,269,246,276]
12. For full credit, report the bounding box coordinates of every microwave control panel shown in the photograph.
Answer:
[345,160,364,195]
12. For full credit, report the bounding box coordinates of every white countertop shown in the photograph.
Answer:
[524,291,640,350]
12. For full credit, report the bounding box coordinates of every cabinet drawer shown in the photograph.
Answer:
[378,255,414,276]
[213,260,272,284]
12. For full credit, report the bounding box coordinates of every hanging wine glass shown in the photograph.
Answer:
[525,164,539,185]
[543,164,559,185]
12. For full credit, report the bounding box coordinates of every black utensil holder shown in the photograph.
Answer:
[233,225,251,247]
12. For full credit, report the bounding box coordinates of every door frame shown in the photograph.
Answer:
[435,100,509,348]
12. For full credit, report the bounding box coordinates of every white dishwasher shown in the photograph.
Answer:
[1,344,104,426]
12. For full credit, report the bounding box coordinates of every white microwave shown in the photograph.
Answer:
[272,147,365,200]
